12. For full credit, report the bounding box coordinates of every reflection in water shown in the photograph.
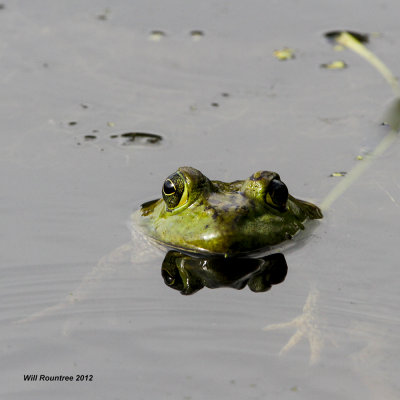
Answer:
[161,251,287,295]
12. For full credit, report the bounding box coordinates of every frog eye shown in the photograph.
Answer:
[161,265,184,291]
[162,172,188,210]
[164,273,175,285]
[266,179,288,210]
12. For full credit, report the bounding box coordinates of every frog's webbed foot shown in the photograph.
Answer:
[263,287,325,365]
[15,242,134,325]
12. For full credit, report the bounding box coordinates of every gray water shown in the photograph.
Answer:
[1,1,400,399]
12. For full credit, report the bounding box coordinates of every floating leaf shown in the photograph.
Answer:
[325,31,399,96]
[330,172,347,177]
[273,48,295,61]
[149,30,166,41]
[320,60,347,69]
[325,30,369,44]
[190,30,204,41]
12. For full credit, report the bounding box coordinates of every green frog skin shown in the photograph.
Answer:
[133,167,322,257]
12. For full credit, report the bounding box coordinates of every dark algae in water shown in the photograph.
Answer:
[84,135,97,141]
[76,132,162,148]
[111,132,163,146]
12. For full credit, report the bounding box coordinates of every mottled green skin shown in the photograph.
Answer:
[133,167,322,256]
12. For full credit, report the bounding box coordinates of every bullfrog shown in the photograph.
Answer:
[133,167,322,257]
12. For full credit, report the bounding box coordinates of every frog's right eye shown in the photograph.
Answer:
[162,172,188,210]
[163,272,175,285]
[265,179,288,210]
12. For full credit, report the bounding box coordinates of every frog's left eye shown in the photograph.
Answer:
[266,179,288,210]
[162,172,188,210]
[163,273,175,285]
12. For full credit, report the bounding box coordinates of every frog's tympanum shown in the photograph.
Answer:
[133,167,322,257]
[162,251,288,295]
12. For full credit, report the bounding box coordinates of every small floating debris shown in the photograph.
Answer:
[149,30,166,41]
[107,121,115,127]
[80,104,89,109]
[69,121,77,126]
[356,155,364,160]
[110,132,163,146]
[190,30,204,41]
[97,8,111,21]
[330,171,347,177]
[273,47,295,61]
[221,92,230,97]
[84,135,97,141]
[320,60,348,69]
[211,102,219,107]
[325,30,369,44]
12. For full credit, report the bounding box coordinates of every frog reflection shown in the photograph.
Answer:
[161,251,287,295]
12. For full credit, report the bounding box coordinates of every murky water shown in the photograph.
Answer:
[1,1,400,399]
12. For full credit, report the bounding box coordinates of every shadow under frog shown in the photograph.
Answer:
[161,251,288,295]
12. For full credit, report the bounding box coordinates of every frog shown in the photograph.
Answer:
[132,167,322,257]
